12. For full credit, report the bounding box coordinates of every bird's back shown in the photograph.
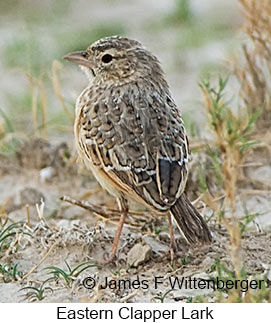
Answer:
[75,78,190,212]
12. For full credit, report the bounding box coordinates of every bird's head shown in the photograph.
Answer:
[64,36,166,86]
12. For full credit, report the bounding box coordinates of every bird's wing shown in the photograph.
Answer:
[77,83,189,211]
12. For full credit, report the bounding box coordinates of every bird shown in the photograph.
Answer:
[64,36,212,263]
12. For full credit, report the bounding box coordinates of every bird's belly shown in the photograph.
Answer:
[80,151,122,199]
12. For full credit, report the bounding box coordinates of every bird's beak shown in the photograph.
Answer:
[63,51,93,68]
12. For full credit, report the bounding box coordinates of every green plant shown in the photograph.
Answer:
[44,260,98,287]
[209,258,242,302]
[200,76,261,283]
[239,212,259,235]
[153,225,168,235]
[180,256,188,265]
[0,263,24,282]
[172,0,192,24]
[20,278,53,301]
[0,220,30,252]
[200,76,260,207]
[209,258,236,282]
[153,289,173,303]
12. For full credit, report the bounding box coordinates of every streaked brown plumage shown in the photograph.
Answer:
[64,36,212,261]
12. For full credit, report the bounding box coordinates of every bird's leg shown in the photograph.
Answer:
[106,196,128,264]
[167,213,177,262]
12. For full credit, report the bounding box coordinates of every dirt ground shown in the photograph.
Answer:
[0,138,270,303]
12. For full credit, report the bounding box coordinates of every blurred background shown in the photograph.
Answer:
[0,0,241,150]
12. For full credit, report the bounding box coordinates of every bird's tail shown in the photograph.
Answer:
[170,194,212,244]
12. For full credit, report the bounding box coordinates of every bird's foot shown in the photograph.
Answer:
[100,251,118,265]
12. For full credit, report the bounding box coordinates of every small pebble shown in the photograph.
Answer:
[40,166,55,182]
[127,243,152,267]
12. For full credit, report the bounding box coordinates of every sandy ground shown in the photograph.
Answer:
[0,138,270,303]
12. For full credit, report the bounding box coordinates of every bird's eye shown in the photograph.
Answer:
[101,54,113,63]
